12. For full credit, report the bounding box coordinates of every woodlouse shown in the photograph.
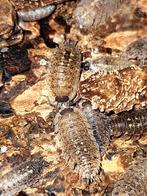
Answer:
[109,109,147,140]
[84,56,134,74]
[54,106,102,184]
[112,158,147,196]
[124,36,147,65]
[0,155,46,196]
[79,100,111,156]
[73,0,129,30]
[17,4,56,22]
[45,40,81,106]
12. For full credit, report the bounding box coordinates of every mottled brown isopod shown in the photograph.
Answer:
[124,36,147,65]
[0,155,47,196]
[79,100,111,156]
[54,106,102,184]
[73,0,129,30]
[112,158,147,196]
[45,41,81,106]
[109,109,147,140]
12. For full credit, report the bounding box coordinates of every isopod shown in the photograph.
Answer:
[109,109,147,140]
[54,106,102,184]
[79,100,111,155]
[45,40,81,106]
[112,158,147,196]
[17,4,56,22]
[84,56,134,74]
[73,0,129,30]
[0,155,46,196]
[124,36,147,65]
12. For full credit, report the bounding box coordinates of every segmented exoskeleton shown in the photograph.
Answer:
[0,155,46,196]
[124,36,147,65]
[112,158,147,196]
[84,56,134,74]
[109,109,147,140]
[45,40,81,106]
[17,4,55,22]
[73,0,129,30]
[54,106,102,184]
[79,100,111,155]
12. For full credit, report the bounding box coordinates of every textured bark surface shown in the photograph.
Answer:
[0,0,147,195]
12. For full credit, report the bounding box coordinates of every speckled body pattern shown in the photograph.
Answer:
[125,36,147,64]
[109,109,147,140]
[0,0,146,195]
[45,41,81,105]
[79,100,111,155]
[73,0,129,30]
[112,158,147,196]
[87,56,134,74]
[0,156,46,196]
[54,107,101,184]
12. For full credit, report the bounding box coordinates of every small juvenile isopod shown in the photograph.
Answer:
[112,158,147,196]
[0,155,46,196]
[54,106,102,184]
[109,108,147,140]
[45,40,81,106]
